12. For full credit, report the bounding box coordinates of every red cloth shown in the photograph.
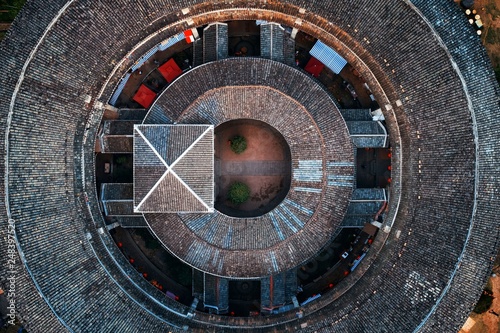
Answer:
[132,84,156,108]
[304,57,325,78]
[184,29,194,43]
[158,58,183,83]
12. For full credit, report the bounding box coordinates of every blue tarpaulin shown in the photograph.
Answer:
[309,40,348,74]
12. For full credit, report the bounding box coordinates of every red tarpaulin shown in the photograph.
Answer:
[133,84,156,108]
[184,29,194,43]
[304,57,325,78]
[158,58,183,83]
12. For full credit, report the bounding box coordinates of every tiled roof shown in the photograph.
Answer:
[0,0,498,332]
[203,23,228,63]
[134,124,214,213]
[101,183,137,216]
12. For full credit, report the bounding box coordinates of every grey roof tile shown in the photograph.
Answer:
[134,125,213,212]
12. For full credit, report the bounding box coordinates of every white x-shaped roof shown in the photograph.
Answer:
[133,125,214,213]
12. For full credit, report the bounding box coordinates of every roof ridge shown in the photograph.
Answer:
[169,126,213,169]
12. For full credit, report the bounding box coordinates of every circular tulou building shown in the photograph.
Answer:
[0,1,499,332]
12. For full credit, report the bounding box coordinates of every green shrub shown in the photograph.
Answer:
[228,182,250,205]
[230,135,247,154]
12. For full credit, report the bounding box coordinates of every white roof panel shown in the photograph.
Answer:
[309,40,348,74]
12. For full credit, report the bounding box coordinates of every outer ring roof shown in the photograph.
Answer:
[0,1,498,332]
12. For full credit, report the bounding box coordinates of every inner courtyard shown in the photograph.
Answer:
[214,119,292,217]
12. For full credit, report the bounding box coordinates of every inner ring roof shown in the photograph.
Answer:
[142,58,355,278]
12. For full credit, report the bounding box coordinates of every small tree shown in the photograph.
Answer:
[230,135,247,154]
[228,182,250,205]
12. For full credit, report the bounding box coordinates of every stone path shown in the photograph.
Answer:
[219,160,290,176]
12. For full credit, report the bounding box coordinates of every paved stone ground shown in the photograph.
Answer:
[221,160,289,175]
